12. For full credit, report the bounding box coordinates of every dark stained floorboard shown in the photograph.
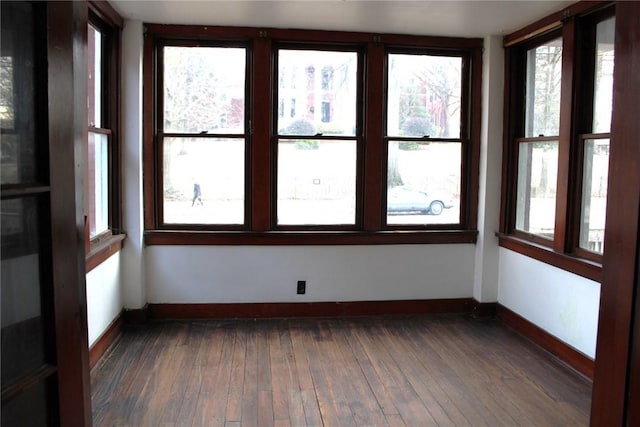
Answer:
[91,315,592,426]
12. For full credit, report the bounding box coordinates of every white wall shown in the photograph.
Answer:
[120,19,146,310]
[474,35,503,303]
[146,245,477,303]
[498,248,601,358]
[86,252,123,347]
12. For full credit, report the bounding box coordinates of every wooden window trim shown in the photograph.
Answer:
[86,1,124,267]
[499,1,615,279]
[143,25,482,245]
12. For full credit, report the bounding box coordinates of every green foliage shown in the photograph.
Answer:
[398,141,422,151]
[401,116,434,138]
[280,119,319,150]
[281,119,316,136]
[294,140,320,150]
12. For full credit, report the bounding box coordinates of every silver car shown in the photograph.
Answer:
[387,186,454,215]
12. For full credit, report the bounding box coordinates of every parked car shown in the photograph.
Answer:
[387,186,454,215]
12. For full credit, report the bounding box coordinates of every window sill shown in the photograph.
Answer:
[86,233,126,273]
[497,233,602,282]
[145,229,478,246]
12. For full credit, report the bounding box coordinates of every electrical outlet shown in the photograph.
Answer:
[297,280,306,294]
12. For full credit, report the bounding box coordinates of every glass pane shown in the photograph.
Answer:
[1,379,51,427]
[386,141,460,225]
[277,139,356,225]
[525,38,563,137]
[515,140,558,238]
[1,197,46,383]
[593,17,615,134]
[163,137,244,224]
[88,132,109,237]
[164,46,246,134]
[277,49,357,137]
[580,138,609,253]
[1,1,38,185]
[387,54,462,139]
[88,24,102,128]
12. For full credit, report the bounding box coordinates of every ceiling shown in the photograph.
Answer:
[110,0,572,38]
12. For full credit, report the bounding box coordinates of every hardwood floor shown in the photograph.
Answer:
[91,315,591,426]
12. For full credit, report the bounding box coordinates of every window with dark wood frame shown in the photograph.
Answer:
[85,1,124,271]
[143,25,482,246]
[499,1,615,281]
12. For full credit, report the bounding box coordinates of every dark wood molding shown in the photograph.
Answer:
[86,233,125,273]
[47,2,93,425]
[503,1,612,47]
[88,0,123,28]
[89,313,124,370]
[145,23,483,49]
[123,305,149,325]
[144,229,478,246]
[497,304,594,380]
[498,233,602,282]
[471,301,497,320]
[590,2,640,424]
[148,299,475,319]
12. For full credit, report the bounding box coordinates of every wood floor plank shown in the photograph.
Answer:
[92,315,592,427]
[190,323,234,427]
[225,327,247,423]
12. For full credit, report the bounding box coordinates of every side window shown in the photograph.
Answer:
[86,4,123,269]
[515,36,562,240]
[578,16,615,257]
[500,4,616,278]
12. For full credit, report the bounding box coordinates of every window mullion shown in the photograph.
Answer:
[251,37,272,231]
[554,17,577,254]
[363,41,384,231]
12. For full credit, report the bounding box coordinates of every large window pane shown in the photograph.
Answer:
[88,132,109,237]
[277,139,356,225]
[580,138,609,253]
[515,141,558,238]
[88,24,102,128]
[1,1,37,185]
[277,49,357,136]
[386,141,460,225]
[163,137,244,224]
[525,38,563,137]
[593,17,615,134]
[387,54,462,139]
[164,46,245,134]
[1,197,46,383]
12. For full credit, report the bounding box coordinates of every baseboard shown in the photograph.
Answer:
[497,304,594,380]
[89,313,124,370]
[148,298,475,319]
[471,301,497,320]
[123,304,149,325]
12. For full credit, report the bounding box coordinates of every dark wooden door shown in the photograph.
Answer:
[1,2,92,426]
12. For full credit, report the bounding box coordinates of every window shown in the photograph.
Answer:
[86,2,124,270]
[385,53,463,226]
[161,45,247,226]
[144,26,482,245]
[500,3,615,279]
[276,48,359,227]
[577,15,615,257]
